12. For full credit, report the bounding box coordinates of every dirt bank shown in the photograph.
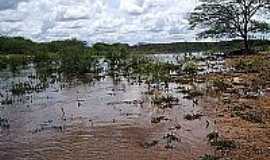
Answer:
[199,53,270,160]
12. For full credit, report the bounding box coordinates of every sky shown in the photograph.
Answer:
[0,0,200,44]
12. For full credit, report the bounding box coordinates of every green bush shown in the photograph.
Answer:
[59,46,97,74]
[182,61,198,74]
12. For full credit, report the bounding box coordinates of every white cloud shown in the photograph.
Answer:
[0,0,198,44]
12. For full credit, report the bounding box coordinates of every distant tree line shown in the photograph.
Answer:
[0,36,269,55]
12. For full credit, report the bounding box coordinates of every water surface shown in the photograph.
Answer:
[0,53,221,160]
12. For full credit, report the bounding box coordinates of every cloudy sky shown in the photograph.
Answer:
[0,0,199,44]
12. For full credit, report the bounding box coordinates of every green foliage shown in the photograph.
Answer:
[133,60,175,82]
[182,61,198,74]
[129,42,221,54]
[33,52,57,63]
[43,38,87,53]
[0,54,30,73]
[59,46,97,74]
[189,0,270,51]
[151,93,179,108]
[152,94,170,105]
[103,43,129,67]
[0,57,6,71]
[11,82,32,95]
[131,40,270,54]
[1,36,270,57]
[93,43,128,56]
[0,36,37,54]
[10,81,48,96]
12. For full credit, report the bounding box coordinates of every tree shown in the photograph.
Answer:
[189,0,270,52]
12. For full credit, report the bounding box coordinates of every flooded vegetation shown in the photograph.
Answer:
[0,36,270,160]
[0,0,270,159]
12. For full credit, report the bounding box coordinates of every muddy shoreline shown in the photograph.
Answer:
[198,54,270,160]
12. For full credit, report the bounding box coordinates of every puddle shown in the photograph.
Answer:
[0,53,221,160]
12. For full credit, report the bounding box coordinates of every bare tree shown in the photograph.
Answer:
[189,0,270,52]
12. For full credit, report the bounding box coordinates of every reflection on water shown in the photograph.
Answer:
[0,53,223,160]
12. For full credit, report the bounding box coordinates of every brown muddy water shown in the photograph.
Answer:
[0,53,224,160]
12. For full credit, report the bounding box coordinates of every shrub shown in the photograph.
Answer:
[182,61,198,74]
[234,56,268,73]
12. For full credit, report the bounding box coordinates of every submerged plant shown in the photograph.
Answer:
[151,93,179,109]
[184,113,203,121]
[182,60,198,74]
[207,131,236,150]
[211,139,237,150]
[211,78,231,91]
[207,132,219,142]
[0,57,7,71]
[0,117,10,129]
[1,55,30,73]
[199,154,219,160]
[11,82,32,95]
[1,98,13,105]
